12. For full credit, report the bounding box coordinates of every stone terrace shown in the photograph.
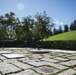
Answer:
[0,48,76,75]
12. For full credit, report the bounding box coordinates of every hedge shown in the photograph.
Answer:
[0,40,26,47]
[0,40,76,50]
[22,41,76,50]
[39,41,76,50]
[28,41,76,50]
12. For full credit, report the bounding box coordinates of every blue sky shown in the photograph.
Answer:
[0,0,76,28]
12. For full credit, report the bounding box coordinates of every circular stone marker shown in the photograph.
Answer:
[36,66,59,74]
[30,49,50,54]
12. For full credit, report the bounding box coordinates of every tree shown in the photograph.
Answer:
[58,25,63,33]
[64,25,69,32]
[0,15,8,40]
[53,28,57,35]
[5,12,16,40]
[53,28,59,35]
[0,11,54,43]
[70,20,76,31]
[34,11,53,41]
[18,16,34,42]
[0,27,7,40]
[14,17,21,40]
[53,25,63,35]
[15,25,24,40]
[70,23,75,30]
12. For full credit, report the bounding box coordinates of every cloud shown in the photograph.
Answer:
[60,22,63,25]
[17,3,25,11]
[53,19,64,29]
[54,20,64,25]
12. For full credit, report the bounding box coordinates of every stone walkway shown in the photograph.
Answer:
[0,48,76,75]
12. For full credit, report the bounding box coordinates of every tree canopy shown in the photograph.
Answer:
[0,11,76,42]
[0,11,54,42]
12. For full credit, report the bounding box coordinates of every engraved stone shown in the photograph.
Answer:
[2,54,25,59]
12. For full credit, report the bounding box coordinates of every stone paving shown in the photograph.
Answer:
[0,48,76,75]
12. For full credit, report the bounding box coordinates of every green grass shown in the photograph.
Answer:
[44,30,76,41]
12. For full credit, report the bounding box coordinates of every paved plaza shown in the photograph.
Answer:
[0,48,76,75]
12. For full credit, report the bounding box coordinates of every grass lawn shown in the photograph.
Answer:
[44,30,76,41]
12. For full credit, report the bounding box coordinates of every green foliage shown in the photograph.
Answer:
[22,16,34,41]
[70,20,76,30]
[15,25,24,40]
[53,25,63,35]
[0,40,25,47]
[5,12,17,40]
[44,30,76,41]
[0,27,7,40]
[33,11,53,41]
[64,25,69,32]
[0,40,76,50]
[40,41,76,50]
[53,28,58,35]
[0,12,18,40]
[0,16,8,40]
[58,25,63,33]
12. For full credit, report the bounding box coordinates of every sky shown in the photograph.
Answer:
[0,0,76,29]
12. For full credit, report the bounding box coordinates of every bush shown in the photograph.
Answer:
[0,40,25,47]
[0,40,76,50]
[39,41,76,50]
